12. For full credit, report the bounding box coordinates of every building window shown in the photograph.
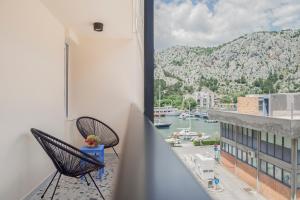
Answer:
[253,130,258,150]
[237,149,242,160]
[221,123,224,137]
[242,151,247,162]
[225,143,228,152]
[247,153,252,165]
[252,156,257,168]
[260,132,267,153]
[232,146,236,156]
[275,136,283,160]
[222,123,236,142]
[232,125,236,141]
[283,138,291,163]
[283,170,291,186]
[247,129,253,148]
[221,142,225,150]
[267,163,274,177]
[267,133,275,156]
[274,166,282,181]
[260,160,267,173]
[242,127,247,145]
[226,124,229,138]
[229,124,233,140]
[237,126,243,144]
[297,174,300,188]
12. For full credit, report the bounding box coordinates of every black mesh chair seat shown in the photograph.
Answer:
[76,116,120,158]
[31,128,105,200]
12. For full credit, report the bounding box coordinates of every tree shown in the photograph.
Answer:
[236,76,247,84]
[183,97,197,110]
[184,85,194,93]
[220,95,232,103]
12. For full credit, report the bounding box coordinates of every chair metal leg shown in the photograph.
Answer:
[83,175,90,186]
[112,147,119,159]
[50,173,61,200]
[88,173,105,200]
[41,170,58,199]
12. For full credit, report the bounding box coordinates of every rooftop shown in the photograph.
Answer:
[208,109,300,138]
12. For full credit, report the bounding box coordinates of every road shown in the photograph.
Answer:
[172,143,266,200]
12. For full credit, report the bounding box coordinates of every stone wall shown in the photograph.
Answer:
[237,97,260,115]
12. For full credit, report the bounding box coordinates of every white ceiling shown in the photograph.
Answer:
[41,0,133,39]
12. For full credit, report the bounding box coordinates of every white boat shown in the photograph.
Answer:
[194,111,208,119]
[154,106,180,116]
[165,138,181,146]
[178,112,194,119]
[173,128,198,140]
[179,113,187,119]
[205,119,218,123]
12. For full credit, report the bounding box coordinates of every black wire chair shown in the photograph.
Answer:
[76,116,120,158]
[31,128,105,200]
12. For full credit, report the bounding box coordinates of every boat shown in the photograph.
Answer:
[178,112,194,119]
[202,113,209,119]
[154,82,172,129]
[194,111,208,119]
[205,119,218,123]
[179,112,188,119]
[154,106,180,116]
[154,121,172,128]
[175,104,199,140]
[165,137,181,146]
[154,113,165,117]
[173,128,198,140]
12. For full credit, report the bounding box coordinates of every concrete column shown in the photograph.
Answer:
[256,131,261,193]
[291,138,297,200]
[234,124,238,174]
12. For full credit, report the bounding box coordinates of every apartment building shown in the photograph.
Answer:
[194,87,218,109]
[209,93,300,200]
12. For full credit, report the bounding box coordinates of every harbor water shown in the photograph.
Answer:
[156,116,220,139]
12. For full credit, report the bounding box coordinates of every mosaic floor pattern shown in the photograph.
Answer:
[28,154,119,200]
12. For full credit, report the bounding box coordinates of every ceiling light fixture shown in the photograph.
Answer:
[93,22,103,32]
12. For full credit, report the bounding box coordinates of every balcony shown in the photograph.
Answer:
[0,0,212,200]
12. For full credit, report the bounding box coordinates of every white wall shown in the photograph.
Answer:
[0,0,65,199]
[67,35,144,151]
[0,0,144,198]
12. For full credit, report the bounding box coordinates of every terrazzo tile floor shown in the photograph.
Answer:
[28,154,119,200]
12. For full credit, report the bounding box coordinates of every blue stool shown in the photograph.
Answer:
[80,145,104,179]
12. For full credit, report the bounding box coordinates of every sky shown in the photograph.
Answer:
[154,0,300,49]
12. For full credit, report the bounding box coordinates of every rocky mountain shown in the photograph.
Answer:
[154,29,300,98]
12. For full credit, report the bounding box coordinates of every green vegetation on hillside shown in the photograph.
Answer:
[154,29,300,106]
[253,72,279,94]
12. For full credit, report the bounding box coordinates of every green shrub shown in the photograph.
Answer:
[202,140,220,145]
[193,140,201,146]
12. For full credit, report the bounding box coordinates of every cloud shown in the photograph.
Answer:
[155,0,300,49]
